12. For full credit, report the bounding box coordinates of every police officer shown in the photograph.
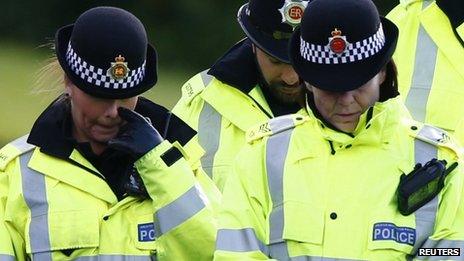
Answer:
[0,7,217,260]
[215,0,464,259]
[172,0,309,191]
[387,0,464,142]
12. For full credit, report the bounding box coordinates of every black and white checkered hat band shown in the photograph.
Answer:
[65,42,146,89]
[300,24,385,64]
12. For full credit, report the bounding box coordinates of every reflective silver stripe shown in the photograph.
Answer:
[216,228,267,253]
[421,239,464,249]
[10,134,34,153]
[200,70,213,87]
[412,196,438,254]
[414,126,439,164]
[269,241,288,260]
[76,255,154,261]
[198,70,221,178]
[416,239,464,261]
[20,151,52,260]
[198,102,221,178]
[292,256,365,261]
[266,116,295,259]
[423,0,433,8]
[412,127,439,255]
[405,0,438,122]
[0,254,15,261]
[154,186,205,237]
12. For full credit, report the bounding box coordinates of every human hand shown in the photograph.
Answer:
[108,107,164,160]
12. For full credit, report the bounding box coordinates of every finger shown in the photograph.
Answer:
[117,107,146,123]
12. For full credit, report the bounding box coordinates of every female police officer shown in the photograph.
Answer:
[214,0,464,259]
[0,7,218,260]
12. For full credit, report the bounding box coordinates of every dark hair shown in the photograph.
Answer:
[379,60,399,102]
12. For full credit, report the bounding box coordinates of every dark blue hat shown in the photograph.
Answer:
[238,0,309,63]
[289,0,398,92]
[55,7,158,99]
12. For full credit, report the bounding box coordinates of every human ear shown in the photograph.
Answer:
[379,67,387,85]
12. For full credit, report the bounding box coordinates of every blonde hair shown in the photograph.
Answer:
[32,44,66,98]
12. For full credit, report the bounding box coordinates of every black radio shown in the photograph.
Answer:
[397,159,458,216]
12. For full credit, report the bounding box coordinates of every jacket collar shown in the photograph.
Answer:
[420,1,464,79]
[436,0,464,45]
[304,96,404,148]
[208,38,258,93]
[27,95,196,160]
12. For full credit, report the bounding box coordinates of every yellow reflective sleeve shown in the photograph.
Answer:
[193,166,222,216]
[0,170,15,260]
[214,144,270,260]
[172,72,210,132]
[1,160,29,261]
[135,140,217,260]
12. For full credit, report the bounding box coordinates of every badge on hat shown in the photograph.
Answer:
[108,55,130,80]
[328,28,348,55]
[278,0,307,29]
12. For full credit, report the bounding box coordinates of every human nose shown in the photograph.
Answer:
[281,65,299,86]
[337,90,356,106]
[104,100,119,118]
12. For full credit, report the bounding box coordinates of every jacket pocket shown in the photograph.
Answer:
[281,200,324,245]
[132,214,157,251]
[26,210,100,258]
[367,212,415,257]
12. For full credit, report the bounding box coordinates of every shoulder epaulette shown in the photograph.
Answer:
[413,124,451,146]
[246,114,308,143]
[181,70,214,105]
[407,122,462,156]
[0,134,35,171]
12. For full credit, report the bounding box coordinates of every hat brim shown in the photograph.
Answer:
[289,17,399,92]
[238,3,291,63]
[55,24,158,99]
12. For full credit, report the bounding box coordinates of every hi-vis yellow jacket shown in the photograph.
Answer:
[214,97,464,260]
[387,0,464,142]
[0,136,218,261]
[172,70,276,192]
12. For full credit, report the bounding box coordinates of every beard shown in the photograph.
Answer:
[267,81,305,105]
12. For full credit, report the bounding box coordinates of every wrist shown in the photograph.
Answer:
[135,140,179,170]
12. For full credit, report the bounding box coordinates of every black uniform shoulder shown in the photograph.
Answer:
[208,38,258,93]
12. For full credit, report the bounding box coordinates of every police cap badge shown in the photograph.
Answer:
[278,0,307,29]
[109,55,130,80]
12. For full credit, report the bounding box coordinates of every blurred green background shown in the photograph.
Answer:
[0,0,395,147]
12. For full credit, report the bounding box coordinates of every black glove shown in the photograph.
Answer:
[108,107,164,160]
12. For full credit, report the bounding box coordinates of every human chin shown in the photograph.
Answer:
[89,124,120,142]
[271,85,302,104]
[332,119,358,132]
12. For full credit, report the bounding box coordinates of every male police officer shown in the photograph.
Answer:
[387,0,464,142]
[173,0,309,191]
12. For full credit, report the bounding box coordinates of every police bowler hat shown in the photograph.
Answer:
[238,0,309,63]
[55,6,158,99]
[289,0,398,92]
